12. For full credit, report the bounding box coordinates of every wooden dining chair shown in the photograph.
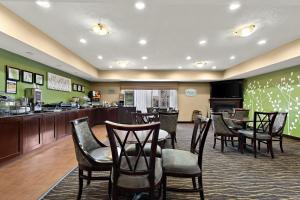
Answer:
[128,112,162,157]
[71,117,112,200]
[258,112,288,153]
[131,112,159,124]
[162,117,211,200]
[239,112,277,158]
[159,112,179,149]
[105,121,162,200]
[211,112,240,152]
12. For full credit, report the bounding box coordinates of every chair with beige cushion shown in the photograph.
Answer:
[238,112,277,158]
[211,112,240,152]
[71,117,112,200]
[105,121,162,200]
[159,112,179,149]
[257,112,287,153]
[162,117,211,200]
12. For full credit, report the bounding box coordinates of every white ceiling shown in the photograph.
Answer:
[1,0,300,72]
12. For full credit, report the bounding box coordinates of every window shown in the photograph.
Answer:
[122,89,178,112]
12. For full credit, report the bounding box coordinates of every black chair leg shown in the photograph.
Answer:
[163,174,167,200]
[224,137,228,147]
[192,177,197,189]
[171,136,175,149]
[77,169,83,200]
[258,141,260,151]
[87,171,91,185]
[280,136,284,153]
[221,136,224,152]
[213,136,216,149]
[269,140,274,158]
[198,176,204,200]
[253,139,257,158]
[231,137,234,147]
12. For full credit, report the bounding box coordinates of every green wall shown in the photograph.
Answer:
[244,65,300,138]
[0,48,91,104]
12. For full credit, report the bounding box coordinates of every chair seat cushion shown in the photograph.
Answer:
[114,157,163,189]
[238,130,271,140]
[162,149,200,175]
[88,147,113,163]
[125,143,162,157]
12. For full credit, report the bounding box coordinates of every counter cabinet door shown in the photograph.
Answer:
[55,112,67,139]
[22,115,43,153]
[42,113,56,145]
[0,117,22,163]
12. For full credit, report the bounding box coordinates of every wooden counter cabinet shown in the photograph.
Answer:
[0,116,22,163]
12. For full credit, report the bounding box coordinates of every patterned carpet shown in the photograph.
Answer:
[41,124,300,200]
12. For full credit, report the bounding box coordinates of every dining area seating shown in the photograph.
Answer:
[70,109,216,200]
[211,108,288,159]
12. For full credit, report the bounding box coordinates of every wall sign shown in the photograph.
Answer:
[185,88,197,97]
[47,72,71,92]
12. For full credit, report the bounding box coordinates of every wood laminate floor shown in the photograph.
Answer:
[0,125,107,200]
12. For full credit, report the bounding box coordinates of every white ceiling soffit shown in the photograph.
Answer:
[228,56,300,80]
[0,32,99,81]
[1,0,300,71]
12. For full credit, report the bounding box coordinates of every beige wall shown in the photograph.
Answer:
[177,83,210,121]
[91,82,210,121]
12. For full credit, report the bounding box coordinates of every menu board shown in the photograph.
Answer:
[47,72,71,92]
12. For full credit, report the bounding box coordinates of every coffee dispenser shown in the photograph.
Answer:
[25,88,42,112]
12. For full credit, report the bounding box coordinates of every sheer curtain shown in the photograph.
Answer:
[134,90,152,112]
[133,89,178,112]
[169,90,178,109]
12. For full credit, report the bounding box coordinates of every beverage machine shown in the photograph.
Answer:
[25,88,42,112]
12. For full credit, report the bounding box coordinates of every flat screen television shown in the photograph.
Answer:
[211,80,243,98]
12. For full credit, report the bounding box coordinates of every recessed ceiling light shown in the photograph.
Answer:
[178,66,183,69]
[144,66,148,70]
[230,55,236,60]
[141,56,148,60]
[186,56,192,60]
[212,66,217,70]
[199,40,207,46]
[194,61,208,68]
[234,24,256,37]
[92,23,109,36]
[139,39,147,45]
[79,38,87,44]
[97,55,103,60]
[117,60,129,68]
[257,39,267,45]
[229,2,241,11]
[35,0,50,8]
[135,1,146,10]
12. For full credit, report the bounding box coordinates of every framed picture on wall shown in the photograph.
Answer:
[5,80,17,94]
[82,86,85,93]
[72,83,78,91]
[21,70,33,83]
[77,85,82,92]
[34,73,44,85]
[6,66,20,81]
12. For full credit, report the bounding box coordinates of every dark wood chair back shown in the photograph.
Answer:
[253,112,278,138]
[105,121,160,188]
[131,112,159,124]
[190,117,211,169]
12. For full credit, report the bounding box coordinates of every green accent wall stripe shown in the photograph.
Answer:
[0,48,91,104]
[244,65,300,138]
